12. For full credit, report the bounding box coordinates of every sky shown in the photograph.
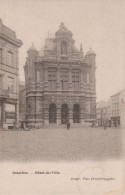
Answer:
[0,0,125,101]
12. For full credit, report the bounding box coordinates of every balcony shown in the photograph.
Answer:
[0,88,9,98]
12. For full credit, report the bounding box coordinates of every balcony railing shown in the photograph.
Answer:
[26,82,95,95]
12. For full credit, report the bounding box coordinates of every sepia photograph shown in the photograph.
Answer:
[0,0,125,194]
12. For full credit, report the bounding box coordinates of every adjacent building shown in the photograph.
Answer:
[0,19,23,129]
[119,89,125,128]
[96,100,111,126]
[110,89,125,126]
[24,23,96,128]
[96,89,125,127]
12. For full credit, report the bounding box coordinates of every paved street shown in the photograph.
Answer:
[0,126,123,162]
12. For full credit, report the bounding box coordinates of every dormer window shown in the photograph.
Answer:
[61,41,67,55]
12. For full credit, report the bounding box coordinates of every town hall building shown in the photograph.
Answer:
[24,23,96,127]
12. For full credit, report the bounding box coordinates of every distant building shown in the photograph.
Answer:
[110,89,125,127]
[24,23,96,128]
[96,100,111,126]
[119,89,125,127]
[0,19,23,129]
[97,90,125,127]
[106,99,111,120]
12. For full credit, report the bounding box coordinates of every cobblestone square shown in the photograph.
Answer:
[0,126,123,162]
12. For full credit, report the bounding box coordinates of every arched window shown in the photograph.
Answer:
[73,104,80,123]
[49,104,56,123]
[61,104,68,124]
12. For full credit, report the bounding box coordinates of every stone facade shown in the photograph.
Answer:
[119,89,125,128]
[24,23,96,127]
[96,100,111,126]
[110,89,125,126]
[0,19,22,129]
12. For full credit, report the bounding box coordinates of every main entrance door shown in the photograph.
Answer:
[73,104,80,123]
[61,104,68,124]
[49,104,56,123]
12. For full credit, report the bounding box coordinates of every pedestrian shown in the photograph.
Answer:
[67,121,70,130]
[21,122,25,130]
[91,120,94,127]
[14,121,16,130]
[104,120,107,130]
[68,121,71,129]
[115,120,118,128]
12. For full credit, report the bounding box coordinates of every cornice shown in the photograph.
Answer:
[0,33,23,47]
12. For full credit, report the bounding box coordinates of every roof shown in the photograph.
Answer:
[86,47,96,55]
[36,23,84,60]
[55,22,73,36]
[111,89,125,97]
[0,19,22,46]
[96,101,107,109]
[28,43,37,51]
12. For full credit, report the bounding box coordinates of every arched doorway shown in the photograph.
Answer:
[61,104,68,124]
[49,104,56,124]
[73,104,80,123]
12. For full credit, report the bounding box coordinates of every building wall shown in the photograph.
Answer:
[24,23,96,127]
[119,90,125,127]
[111,94,120,120]
[0,19,22,129]
[96,100,111,126]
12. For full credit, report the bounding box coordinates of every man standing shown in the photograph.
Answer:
[67,120,71,130]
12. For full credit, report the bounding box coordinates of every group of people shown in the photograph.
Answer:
[92,119,120,129]
[20,121,71,130]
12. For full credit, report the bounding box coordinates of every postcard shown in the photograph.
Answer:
[0,0,125,194]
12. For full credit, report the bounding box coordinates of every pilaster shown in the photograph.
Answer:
[68,66,73,91]
[44,103,49,125]
[80,107,85,125]
[57,67,61,91]
[80,68,84,91]
[69,107,73,125]
[44,67,48,91]
[56,106,61,125]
